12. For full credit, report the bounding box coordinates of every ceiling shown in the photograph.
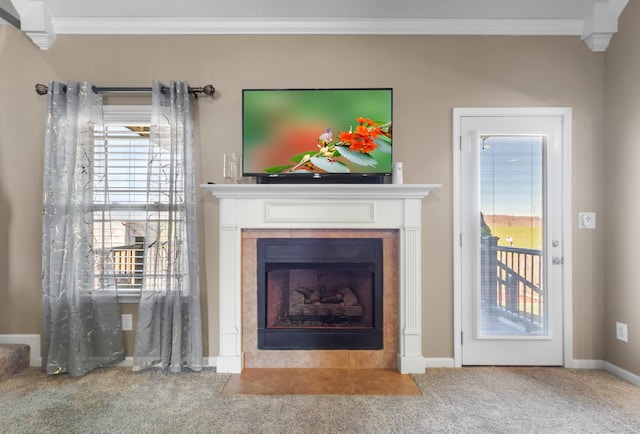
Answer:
[3,0,629,51]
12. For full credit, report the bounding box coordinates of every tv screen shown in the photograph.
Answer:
[242,88,392,179]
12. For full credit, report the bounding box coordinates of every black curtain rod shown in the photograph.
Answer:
[34,83,215,97]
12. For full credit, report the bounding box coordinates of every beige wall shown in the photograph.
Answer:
[0,25,608,363]
[604,1,640,375]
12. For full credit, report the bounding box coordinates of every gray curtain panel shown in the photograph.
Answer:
[133,81,203,373]
[41,81,125,377]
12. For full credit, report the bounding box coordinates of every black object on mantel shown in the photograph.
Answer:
[256,173,391,184]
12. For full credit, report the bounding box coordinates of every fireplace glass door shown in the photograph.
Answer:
[257,238,383,350]
[266,267,374,329]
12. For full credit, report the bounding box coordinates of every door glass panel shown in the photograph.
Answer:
[479,135,546,336]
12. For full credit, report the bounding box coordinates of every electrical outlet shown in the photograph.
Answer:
[121,314,133,331]
[616,321,628,342]
[578,212,596,229]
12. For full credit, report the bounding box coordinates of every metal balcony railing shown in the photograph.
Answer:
[481,236,544,332]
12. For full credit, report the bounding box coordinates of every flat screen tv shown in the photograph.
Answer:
[242,88,392,183]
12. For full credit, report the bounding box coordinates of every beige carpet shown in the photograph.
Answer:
[0,344,29,380]
[1,366,639,433]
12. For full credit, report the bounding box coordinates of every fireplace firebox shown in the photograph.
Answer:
[257,238,383,350]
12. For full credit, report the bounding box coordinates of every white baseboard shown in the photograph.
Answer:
[0,334,41,367]
[426,358,607,370]
[604,361,640,387]
[15,345,626,379]
[115,357,134,367]
[569,359,604,369]
[424,357,456,368]
[551,359,640,387]
[203,357,217,368]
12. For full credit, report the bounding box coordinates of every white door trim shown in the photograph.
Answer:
[452,107,573,368]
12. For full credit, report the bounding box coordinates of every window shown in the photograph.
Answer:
[93,105,169,298]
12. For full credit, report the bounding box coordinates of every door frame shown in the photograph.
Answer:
[452,107,573,368]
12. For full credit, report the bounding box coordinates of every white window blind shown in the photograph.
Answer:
[92,106,171,292]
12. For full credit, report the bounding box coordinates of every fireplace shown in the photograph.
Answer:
[257,238,383,350]
[200,183,440,373]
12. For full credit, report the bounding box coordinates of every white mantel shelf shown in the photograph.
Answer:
[200,182,441,374]
[200,183,441,199]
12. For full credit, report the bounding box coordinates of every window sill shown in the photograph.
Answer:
[117,290,142,304]
[85,289,189,304]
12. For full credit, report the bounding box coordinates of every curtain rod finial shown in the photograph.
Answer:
[202,84,215,96]
[35,83,48,95]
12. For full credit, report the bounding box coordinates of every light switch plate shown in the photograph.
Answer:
[578,212,596,229]
[616,321,628,342]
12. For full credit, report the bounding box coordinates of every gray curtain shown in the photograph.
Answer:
[133,81,203,372]
[41,81,124,377]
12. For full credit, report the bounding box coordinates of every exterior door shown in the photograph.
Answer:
[457,110,569,366]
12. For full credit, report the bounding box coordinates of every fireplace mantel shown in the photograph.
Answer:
[202,183,438,199]
[201,183,441,373]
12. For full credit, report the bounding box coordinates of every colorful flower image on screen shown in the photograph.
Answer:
[242,88,392,176]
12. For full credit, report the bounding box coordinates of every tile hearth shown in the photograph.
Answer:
[221,368,422,396]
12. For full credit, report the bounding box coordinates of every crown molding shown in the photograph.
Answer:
[53,17,585,37]
[17,0,55,50]
[581,0,629,52]
[14,0,629,52]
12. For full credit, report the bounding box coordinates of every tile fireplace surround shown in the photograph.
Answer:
[201,183,440,374]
